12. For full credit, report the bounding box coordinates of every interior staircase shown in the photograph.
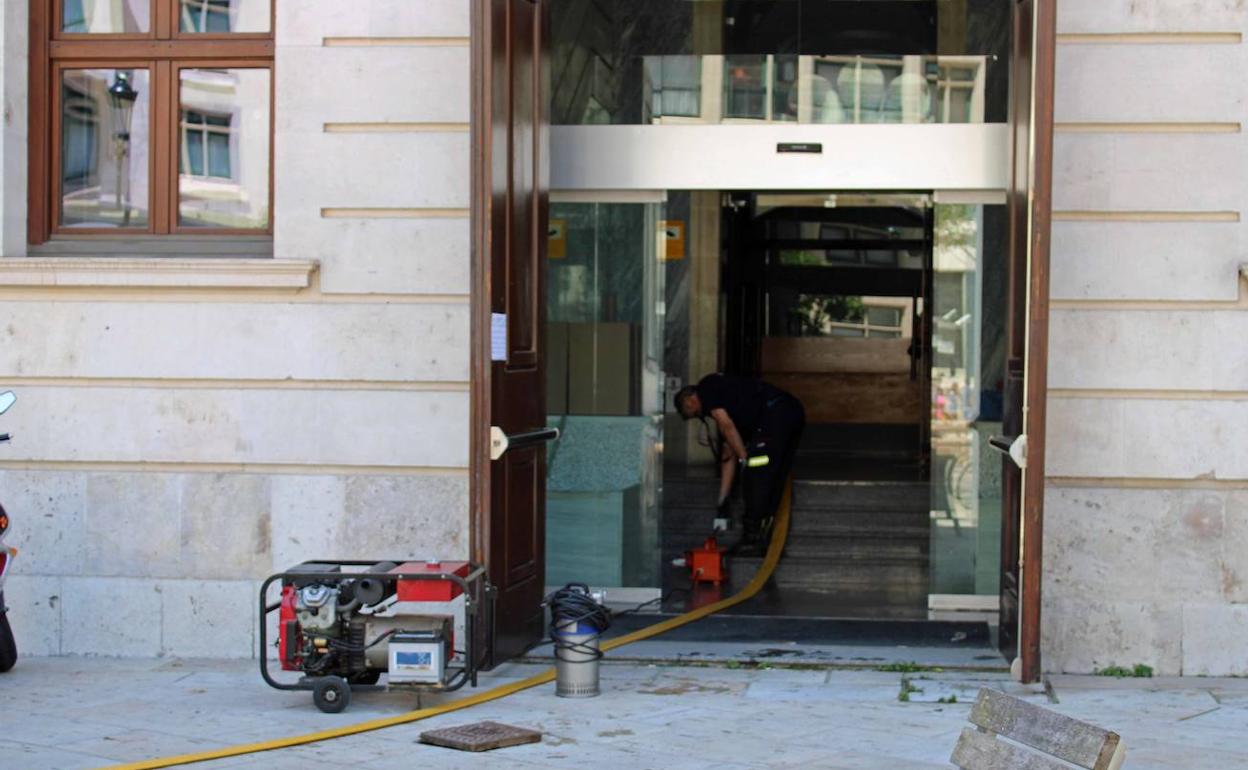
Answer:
[662,463,931,619]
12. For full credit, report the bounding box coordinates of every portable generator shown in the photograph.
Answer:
[259,559,491,713]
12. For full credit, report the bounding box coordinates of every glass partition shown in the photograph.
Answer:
[928,202,1008,597]
[545,199,667,589]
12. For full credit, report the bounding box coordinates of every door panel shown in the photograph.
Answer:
[999,0,1055,683]
[473,0,550,667]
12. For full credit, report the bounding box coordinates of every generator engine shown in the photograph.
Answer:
[275,560,471,696]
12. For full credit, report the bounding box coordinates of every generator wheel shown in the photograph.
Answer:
[312,676,350,714]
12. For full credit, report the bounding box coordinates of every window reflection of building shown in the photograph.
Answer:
[181,0,232,33]
[181,111,233,179]
[178,68,270,229]
[61,84,99,194]
[641,54,987,125]
[59,69,152,229]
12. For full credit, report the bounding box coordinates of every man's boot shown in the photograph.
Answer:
[728,521,767,558]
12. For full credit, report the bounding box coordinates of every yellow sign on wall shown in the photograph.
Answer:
[661,220,685,260]
[548,219,567,259]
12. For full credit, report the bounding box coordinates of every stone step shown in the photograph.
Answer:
[662,503,929,533]
[662,533,928,560]
[662,478,930,513]
[725,555,929,593]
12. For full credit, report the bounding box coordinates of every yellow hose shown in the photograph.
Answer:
[103,481,793,770]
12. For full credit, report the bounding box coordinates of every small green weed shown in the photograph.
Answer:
[937,695,958,704]
[1094,664,1154,678]
[898,677,924,702]
[878,661,943,673]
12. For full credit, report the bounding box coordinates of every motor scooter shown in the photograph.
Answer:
[0,390,17,672]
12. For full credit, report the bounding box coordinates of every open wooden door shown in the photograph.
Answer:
[471,0,551,667]
[998,0,1055,684]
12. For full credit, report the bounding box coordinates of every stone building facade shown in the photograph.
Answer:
[0,0,1244,676]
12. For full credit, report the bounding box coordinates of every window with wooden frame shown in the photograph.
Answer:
[28,0,274,245]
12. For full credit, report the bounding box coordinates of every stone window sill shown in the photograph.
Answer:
[0,257,318,289]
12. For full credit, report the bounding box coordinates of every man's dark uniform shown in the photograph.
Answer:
[694,373,806,542]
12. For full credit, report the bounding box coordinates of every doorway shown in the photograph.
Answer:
[472,0,1055,679]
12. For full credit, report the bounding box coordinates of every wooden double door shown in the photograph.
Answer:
[469,0,1056,682]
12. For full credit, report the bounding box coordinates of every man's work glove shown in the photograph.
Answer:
[713,498,731,533]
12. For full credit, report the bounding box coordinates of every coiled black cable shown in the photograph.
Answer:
[545,583,612,662]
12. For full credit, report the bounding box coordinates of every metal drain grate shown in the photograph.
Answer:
[419,721,543,752]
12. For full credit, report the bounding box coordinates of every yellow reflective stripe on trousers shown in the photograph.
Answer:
[746,454,770,468]
[102,480,796,770]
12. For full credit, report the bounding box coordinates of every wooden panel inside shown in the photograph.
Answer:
[762,336,911,375]
[762,336,921,425]
[767,372,923,425]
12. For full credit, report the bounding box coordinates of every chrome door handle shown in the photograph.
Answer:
[490,426,561,460]
[989,434,1028,470]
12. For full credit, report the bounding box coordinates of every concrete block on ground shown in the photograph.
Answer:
[60,577,163,657]
[159,579,256,659]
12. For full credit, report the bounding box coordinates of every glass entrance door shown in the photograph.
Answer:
[544,195,667,592]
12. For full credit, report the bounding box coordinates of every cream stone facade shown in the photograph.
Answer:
[1044,1,1248,676]
[0,0,1245,677]
[0,0,474,658]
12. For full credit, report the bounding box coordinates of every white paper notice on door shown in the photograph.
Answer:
[491,313,507,362]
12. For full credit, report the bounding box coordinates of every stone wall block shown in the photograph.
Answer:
[1053,133,1248,212]
[1047,398,1248,480]
[275,47,469,129]
[279,0,469,46]
[280,132,470,209]
[1181,604,1248,676]
[82,474,182,578]
[1049,310,1248,391]
[60,577,163,657]
[338,475,470,561]
[159,579,256,659]
[1055,45,1247,123]
[299,218,471,296]
[1051,221,1244,302]
[0,301,470,382]
[1043,487,1158,603]
[2,575,62,656]
[269,475,348,571]
[1041,596,1182,676]
[1058,1,1248,34]
[1222,492,1248,603]
[179,475,272,580]
[3,387,470,469]
[0,471,87,576]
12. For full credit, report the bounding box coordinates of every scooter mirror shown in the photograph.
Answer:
[0,392,14,415]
